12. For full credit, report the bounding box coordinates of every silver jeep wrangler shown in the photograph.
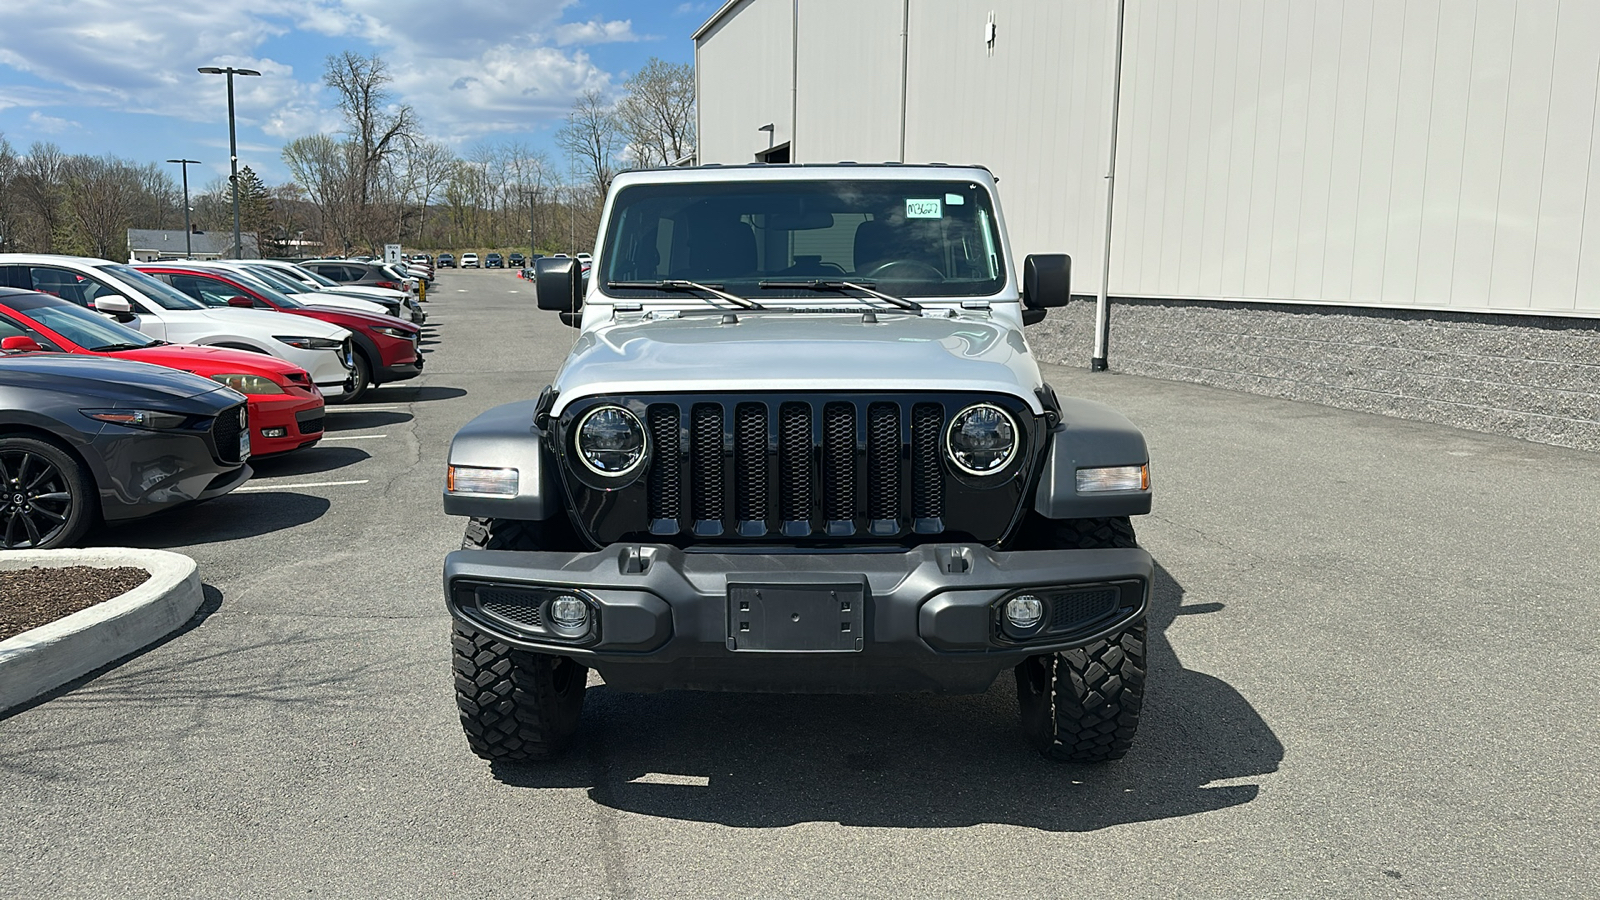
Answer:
[443,164,1154,763]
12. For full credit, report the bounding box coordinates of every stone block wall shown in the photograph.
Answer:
[1027,298,1600,454]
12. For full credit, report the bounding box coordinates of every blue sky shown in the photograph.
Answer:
[0,1,712,187]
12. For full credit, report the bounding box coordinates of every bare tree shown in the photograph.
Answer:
[324,52,418,249]
[61,155,141,260]
[616,58,696,168]
[0,134,17,250]
[556,89,625,200]
[13,142,66,252]
[283,133,357,251]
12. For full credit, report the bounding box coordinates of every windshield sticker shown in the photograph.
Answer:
[905,199,943,219]
[945,193,965,205]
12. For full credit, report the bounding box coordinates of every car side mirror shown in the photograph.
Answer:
[1,335,43,352]
[535,256,583,320]
[91,295,138,322]
[228,296,255,308]
[1022,254,1071,314]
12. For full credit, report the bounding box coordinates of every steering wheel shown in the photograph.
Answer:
[858,259,944,281]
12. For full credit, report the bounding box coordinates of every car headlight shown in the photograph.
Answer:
[945,403,1019,475]
[373,325,415,339]
[574,405,646,476]
[274,335,344,351]
[83,408,190,430]
[209,373,285,395]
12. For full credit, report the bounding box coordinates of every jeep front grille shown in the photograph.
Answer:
[562,393,1035,545]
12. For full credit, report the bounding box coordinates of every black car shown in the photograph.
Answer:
[508,252,525,267]
[298,260,410,292]
[485,253,505,269]
[0,351,252,548]
[437,253,456,269]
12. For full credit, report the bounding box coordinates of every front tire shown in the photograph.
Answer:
[452,622,587,762]
[329,351,372,405]
[0,437,94,549]
[1014,514,1146,762]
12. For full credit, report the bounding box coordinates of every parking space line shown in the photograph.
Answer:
[326,407,405,413]
[236,479,370,492]
[322,434,388,441]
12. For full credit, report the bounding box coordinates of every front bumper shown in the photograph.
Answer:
[445,542,1152,694]
[247,390,324,456]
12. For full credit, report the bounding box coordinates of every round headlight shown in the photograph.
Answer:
[946,403,1018,475]
[575,405,646,476]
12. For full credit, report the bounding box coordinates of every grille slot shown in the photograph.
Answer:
[866,403,901,523]
[690,403,725,523]
[778,402,812,524]
[210,403,245,464]
[821,402,856,523]
[911,403,944,519]
[734,403,769,523]
[295,409,324,435]
[647,405,682,522]
[1049,588,1119,632]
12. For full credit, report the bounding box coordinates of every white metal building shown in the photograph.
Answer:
[695,0,1600,319]
[693,0,1600,452]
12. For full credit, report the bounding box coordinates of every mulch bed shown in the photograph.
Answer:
[0,566,150,642]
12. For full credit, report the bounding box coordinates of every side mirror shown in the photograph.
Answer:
[535,256,583,317]
[1022,254,1072,314]
[92,295,133,314]
[1,336,43,352]
[227,296,255,309]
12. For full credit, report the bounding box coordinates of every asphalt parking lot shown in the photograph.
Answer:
[3,268,1596,898]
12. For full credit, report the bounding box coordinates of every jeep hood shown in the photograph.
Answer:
[551,312,1044,414]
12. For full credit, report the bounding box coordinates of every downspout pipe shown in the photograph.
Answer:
[791,0,799,161]
[899,0,910,162]
[1093,0,1127,372]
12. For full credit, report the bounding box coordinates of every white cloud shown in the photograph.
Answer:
[0,0,645,150]
[28,110,79,133]
[553,19,642,47]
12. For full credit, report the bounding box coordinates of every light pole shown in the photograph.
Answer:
[197,65,261,259]
[520,187,541,266]
[165,158,200,258]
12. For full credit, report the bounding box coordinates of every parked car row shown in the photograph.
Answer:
[0,251,442,549]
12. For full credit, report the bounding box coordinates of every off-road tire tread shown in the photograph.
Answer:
[451,622,586,762]
[1017,622,1147,762]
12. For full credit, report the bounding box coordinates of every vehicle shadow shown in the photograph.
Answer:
[248,446,370,476]
[369,385,466,403]
[488,561,1283,831]
[91,491,331,549]
[321,410,414,431]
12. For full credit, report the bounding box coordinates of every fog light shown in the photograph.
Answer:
[1005,595,1045,631]
[261,426,287,438]
[548,595,590,638]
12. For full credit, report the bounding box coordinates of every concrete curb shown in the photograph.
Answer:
[0,548,203,713]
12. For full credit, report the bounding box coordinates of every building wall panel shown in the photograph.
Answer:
[695,0,795,163]
[793,0,903,164]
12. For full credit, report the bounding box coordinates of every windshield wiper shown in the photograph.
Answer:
[606,280,763,310]
[757,280,922,311]
[90,342,149,352]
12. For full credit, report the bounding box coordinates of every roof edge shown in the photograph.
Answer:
[691,0,748,41]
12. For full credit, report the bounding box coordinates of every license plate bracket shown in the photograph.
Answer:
[726,581,865,652]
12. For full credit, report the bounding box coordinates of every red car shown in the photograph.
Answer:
[137,263,422,404]
[0,291,325,456]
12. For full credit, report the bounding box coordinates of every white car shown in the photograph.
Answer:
[460,253,480,268]
[0,254,355,395]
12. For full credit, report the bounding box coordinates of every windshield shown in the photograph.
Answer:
[8,296,158,351]
[99,264,206,310]
[599,179,1006,299]
[245,266,316,295]
[220,269,306,308]
[293,266,341,288]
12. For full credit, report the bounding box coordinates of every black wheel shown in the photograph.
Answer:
[1013,514,1145,761]
[329,351,371,405]
[0,437,94,549]
[452,621,587,762]
[1016,623,1147,762]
